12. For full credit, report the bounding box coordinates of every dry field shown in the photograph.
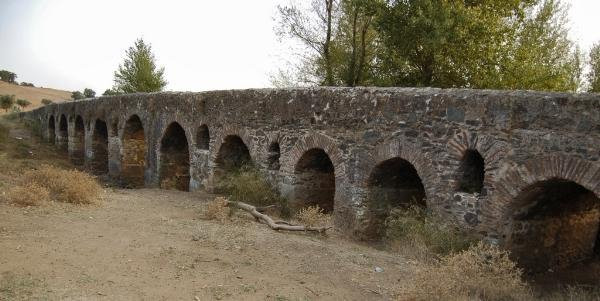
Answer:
[0,117,599,300]
[0,81,70,114]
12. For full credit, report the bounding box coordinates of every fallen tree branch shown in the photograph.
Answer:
[226,200,331,233]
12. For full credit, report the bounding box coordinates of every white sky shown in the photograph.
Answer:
[0,0,599,93]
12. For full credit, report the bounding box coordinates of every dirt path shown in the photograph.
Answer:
[0,188,409,300]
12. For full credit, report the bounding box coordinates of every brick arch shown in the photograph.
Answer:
[364,139,438,207]
[118,112,148,141]
[193,121,211,150]
[483,155,600,228]
[283,132,345,179]
[156,118,194,154]
[447,130,507,189]
[210,124,255,164]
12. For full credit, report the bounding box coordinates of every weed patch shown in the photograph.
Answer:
[22,164,101,204]
[403,242,531,301]
[204,196,231,222]
[385,206,477,259]
[3,183,50,206]
[295,205,331,227]
[217,166,289,217]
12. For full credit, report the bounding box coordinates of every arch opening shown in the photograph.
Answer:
[365,157,426,239]
[196,124,210,150]
[91,119,109,174]
[293,148,335,213]
[159,122,190,191]
[457,149,485,194]
[71,115,85,165]
[48,116,55,144]
[267,142,280,171]
[58,114,68,150]
[507,178,600,271]
[215,135,251,182]
[121,115,146,188]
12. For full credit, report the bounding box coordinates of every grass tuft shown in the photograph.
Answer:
[295,205,331,227]
[204,196,231,222]
[22,164,101,204]
[385,206,477,259]
[3,183,50,206]
[403,242,532,301]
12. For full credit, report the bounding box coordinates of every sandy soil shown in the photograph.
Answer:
[0,188,410,300]
[0,81,70,114]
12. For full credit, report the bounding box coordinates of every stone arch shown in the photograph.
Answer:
[71,115,85,165]
[292,148,336,213]
[363,157,427,239]
[214,135,252,179]
[267,141,281,171]
[367,140,437,208]
[502,178,600,271]
[91,119,109,174]
[447,130,507,194]
[58,114,68,150]
[457,149,485,194]
[159,122,190,191]
[486,155,600,223]
[121,114,147,188]
[196,124,210,150]
[48,115,55,144]
[284,132,345,179]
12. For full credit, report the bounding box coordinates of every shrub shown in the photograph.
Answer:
[403,242,532,301]
[295,205,331,227]
[3,183,50,206]
[41,99,53,105]
[385,206,477,258]
[204,197,231,222]
[542,286,600,301]
[22,165,101,204]
[217,166,289,216]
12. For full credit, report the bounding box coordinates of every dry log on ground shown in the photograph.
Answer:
[225,200,331,233]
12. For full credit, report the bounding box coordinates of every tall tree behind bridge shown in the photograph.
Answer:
[113,39,167,93]
[588,42,600,93]
[275,0,581,92]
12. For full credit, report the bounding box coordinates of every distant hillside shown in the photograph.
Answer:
[0,81,71,114]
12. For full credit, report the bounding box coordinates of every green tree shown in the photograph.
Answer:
[83,88,96,98]
[588,42,600,92]
[102,88,121,96]
[71,91,84,100]
[0,95,15,112]
[0,70,17,84]
[113,38,167,93]
[275,0,340,86]
[375,0,580,91]
[15,99,30,110]
[41,99,53,105]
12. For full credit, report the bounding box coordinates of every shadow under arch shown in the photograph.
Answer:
[159,122,190,191]
[121,115,147,188]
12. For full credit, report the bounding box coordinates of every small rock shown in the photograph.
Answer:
[374,267,383,273]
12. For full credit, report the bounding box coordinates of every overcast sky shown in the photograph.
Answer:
[0,0,598,93]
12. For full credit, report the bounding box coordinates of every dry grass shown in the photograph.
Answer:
[542,285,600,301]
[21,164,101,204]
[403,242,532,301]
[295,205,331,227]
[0,81,70,115]
[2,183,50,207]
[385,206,477,260]
[204,197,231,222]
[217,166,289,217]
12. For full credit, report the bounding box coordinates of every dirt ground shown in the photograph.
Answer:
[0,188,412,300]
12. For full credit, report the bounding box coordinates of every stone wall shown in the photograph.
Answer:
[25,87,600,269]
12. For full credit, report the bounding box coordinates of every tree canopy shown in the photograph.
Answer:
[588,42,600,92]
[274,0,583,92]
[83,88,96,98]
[0,70,17,84]
[113,39,167,93]
[0,95,15,112]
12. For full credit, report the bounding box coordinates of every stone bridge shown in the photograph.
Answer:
[24,87,600,271]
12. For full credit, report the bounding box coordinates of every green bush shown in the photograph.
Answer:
[385,206,477,257]
[217,165,289,217]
